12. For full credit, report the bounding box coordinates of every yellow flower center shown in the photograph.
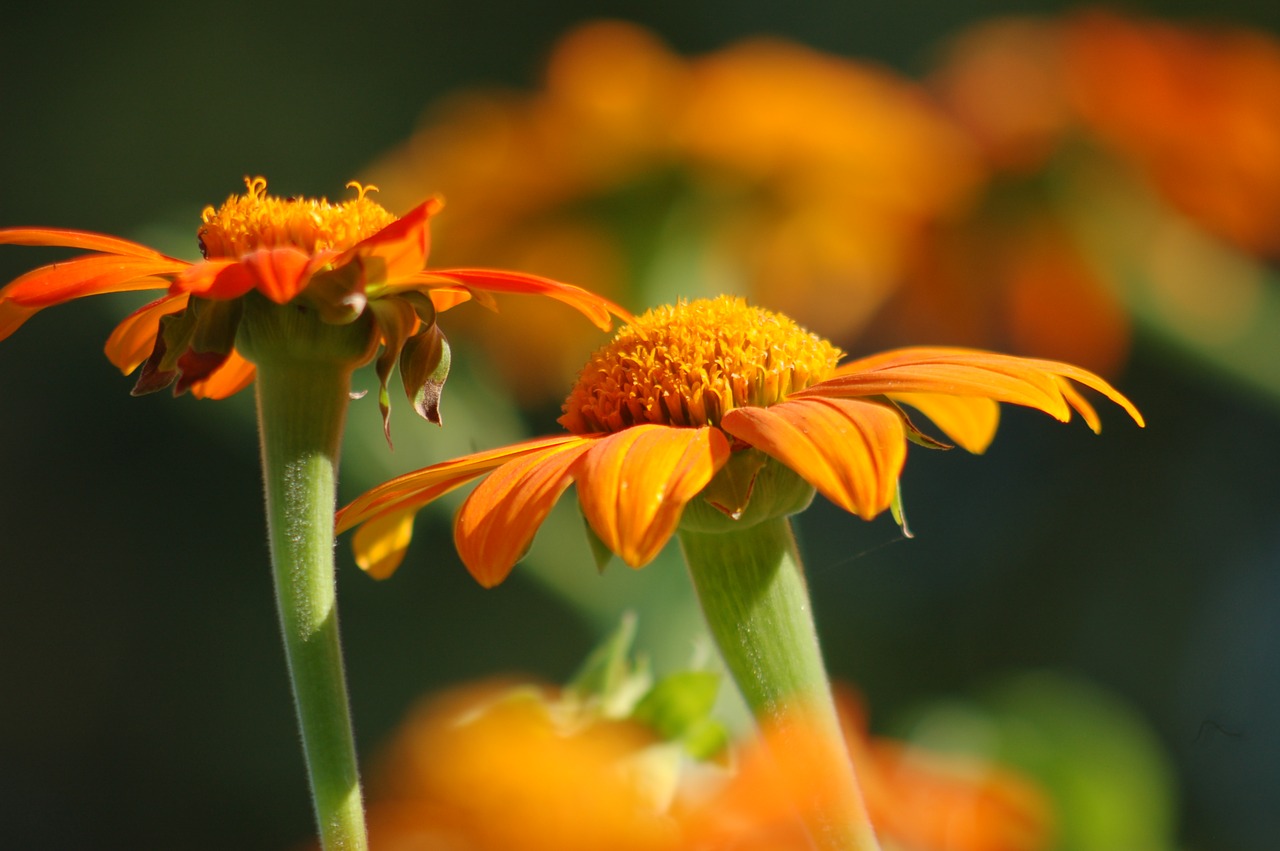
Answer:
[197,176,397,259]
[560,296,842,433]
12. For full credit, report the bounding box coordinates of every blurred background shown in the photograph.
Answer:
[3,1,1279,849]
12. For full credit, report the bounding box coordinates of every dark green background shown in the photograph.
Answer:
[3,2,1278,849]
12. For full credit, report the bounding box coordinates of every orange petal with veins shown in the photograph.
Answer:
[338,435,592,580]
[814,347,1143,428]
[340,197,442,282]
[2,255,183,307]
[0,227,174,259]
[240,248,315,304]
[722,398,906,520]
[574,425,729,568]
[455,437,597,587]
[412,268,632,331]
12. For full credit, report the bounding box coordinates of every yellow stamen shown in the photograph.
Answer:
[560,296,842,433]
[197,176,397,259]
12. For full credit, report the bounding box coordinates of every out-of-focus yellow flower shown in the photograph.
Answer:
[0,176,627,432]
[355,678,1054,851]
[363,21,980,402]
[337,296,1141,585]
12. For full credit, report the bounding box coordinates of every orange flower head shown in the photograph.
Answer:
[338,296,1142,587]
[196,176,397,260]
[560,297,842,433]
[0,176,627,436]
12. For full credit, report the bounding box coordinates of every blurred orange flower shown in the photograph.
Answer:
[1065,10,1280,257]
[356,679,1053,851]
[934,8,1280,255]
[363,21,980,402]
[0,177,626,430]
[337,297,1141,586]
[907,9,1280,372]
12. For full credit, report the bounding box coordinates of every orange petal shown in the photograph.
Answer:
[240,247,314,303]
[337,434,590,533]
[188,350,256,399]
[1,255,184,307]
[341,197,442,282]
[890,392,1000,454]
[0,227,173,259]
[721,398,907,520]
[172,258,256,300]
[814,347,1144,428]
[426,285,473,313]
[172,248,313,303]
[574,425,730,568]
[416,268,632,331]
[340,435,592,580]
[455,438,597,587]
[352,509,418,580]
[104,293,189,374]
[0,299,38,342]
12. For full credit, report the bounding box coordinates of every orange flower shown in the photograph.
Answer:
[337,296,1142,585]
[932,10,1280,257]
[357,678,1053,851]
[0,176,627,432]
[362,22,980,402]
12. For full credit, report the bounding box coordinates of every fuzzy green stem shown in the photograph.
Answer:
[243,297,375,851]
[680,517,880,851]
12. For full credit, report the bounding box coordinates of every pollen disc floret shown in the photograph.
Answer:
[560,296,843,433]
[197,176,397,259]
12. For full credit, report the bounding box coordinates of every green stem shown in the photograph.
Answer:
[680,517,880,851]
[246,299,373,851]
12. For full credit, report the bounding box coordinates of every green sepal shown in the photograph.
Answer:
[132,305,200,395]
[367,297,416,446]
[681,452,814,534]
[698,447,767,520]
[887,398,953,451]
[397,290,439,326]
[400,322,451,425]
[890,480,913,538]
[581,507,616,573]
[191,297,243,355]
[131,330,177,396]
[158,304,200,372]
[632,670,728,760]
[304,264,368,325]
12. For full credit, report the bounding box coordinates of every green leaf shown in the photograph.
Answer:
[679,718,730,761]
[567,612,638,702]
[631,670,722,751]
[400,322,451,425]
